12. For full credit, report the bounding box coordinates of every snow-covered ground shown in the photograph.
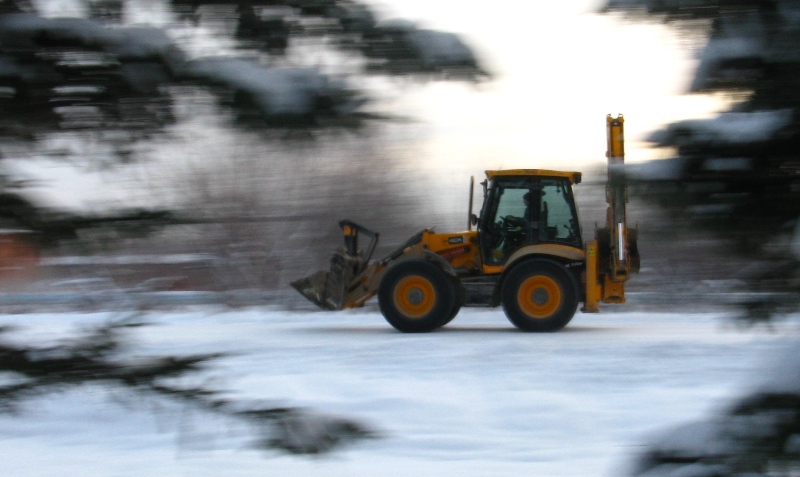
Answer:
[1,306,797,477]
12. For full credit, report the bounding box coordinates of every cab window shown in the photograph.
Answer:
[539,178,581,247]
[479,178,533,265]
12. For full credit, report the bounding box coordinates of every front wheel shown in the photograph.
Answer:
[378,259,456,333]
[440,278,465,327]
[501,260,579,332]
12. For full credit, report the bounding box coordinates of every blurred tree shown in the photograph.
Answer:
[620,342,800,477]
[0,0,484,130]
[0,319,378,454]
[0,0,487,240]
[0,2,461,456]
[603,0,800,320]
[603,2,800,476]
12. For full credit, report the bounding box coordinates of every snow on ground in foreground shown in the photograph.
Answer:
[0,306,797,477]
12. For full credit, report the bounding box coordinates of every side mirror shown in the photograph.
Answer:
[470,214,479,226]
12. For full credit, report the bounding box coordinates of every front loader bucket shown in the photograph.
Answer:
[291,270,337,310]
[291,254,351,311]
[291,220,379,311]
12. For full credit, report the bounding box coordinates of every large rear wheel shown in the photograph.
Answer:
[378,259,456,333]
[501,260,579,332]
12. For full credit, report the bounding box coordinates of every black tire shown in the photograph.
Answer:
[378,259,456,333]
[501,259,579,332]
[441,278,465,327]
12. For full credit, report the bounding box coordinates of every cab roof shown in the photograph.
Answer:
[484,169,582,184]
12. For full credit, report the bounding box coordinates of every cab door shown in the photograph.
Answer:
[478,176,582,266]
[478,177,535,266]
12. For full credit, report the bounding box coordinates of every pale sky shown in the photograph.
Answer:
[367,0,726,173]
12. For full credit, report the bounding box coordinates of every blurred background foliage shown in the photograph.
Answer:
[0,0,487,293]
[0,317,380,455]
[603,2,800,476]
[0,0,487,454]
[603,0,800,321]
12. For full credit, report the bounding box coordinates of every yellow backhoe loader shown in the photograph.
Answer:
[292,115,639,332]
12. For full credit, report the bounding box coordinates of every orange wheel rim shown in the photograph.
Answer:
[517,275,561,319]
[393,275,436,319]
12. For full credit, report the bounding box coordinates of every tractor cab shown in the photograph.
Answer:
[477,170,583,267]
[292,115,639,333]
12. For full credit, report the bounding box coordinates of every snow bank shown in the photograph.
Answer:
[647,110,793,147]
[105,27,184,64]
[185,57,352,116]
[629,337,800,476]
[0,13,111,48]
[691,36,764,92]
[0,13,184,73]
[793,220,800,259]
[371,19,478,69]
[624,157,688,181]
[410,29,476,68]
[753,340,800,395]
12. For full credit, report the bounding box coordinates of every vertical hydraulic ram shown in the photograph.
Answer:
[584,114,639,312]
[606,114,630,282]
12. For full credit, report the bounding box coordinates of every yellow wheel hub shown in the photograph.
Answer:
[393,275,436,319]
[517,275,562,319]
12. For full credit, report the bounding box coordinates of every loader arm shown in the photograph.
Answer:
[291,221,429,310]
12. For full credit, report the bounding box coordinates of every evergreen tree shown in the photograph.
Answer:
[604,0,800,320]
[0,0,486,239]
[603,3,800,475]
